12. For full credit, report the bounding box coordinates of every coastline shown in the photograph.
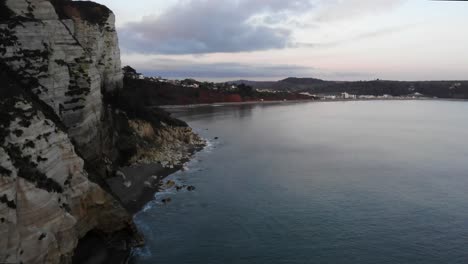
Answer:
[110,145,205,214]
[74,144,206,264]
[157,97,448,109]
[158,99,315,109]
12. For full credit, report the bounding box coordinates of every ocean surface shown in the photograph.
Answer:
[131,100,468,264]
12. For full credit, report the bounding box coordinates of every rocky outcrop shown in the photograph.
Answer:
[129,119,205,167]
[103,119,205,215]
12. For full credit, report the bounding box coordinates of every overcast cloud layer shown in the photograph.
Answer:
[138,60,315,79]
[101,0,468,81]
[119,0,313,54]
[122,56,368,81]
[314,0,406,21]
[118,0,409,55]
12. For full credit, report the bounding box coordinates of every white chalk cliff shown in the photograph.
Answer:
[1,0,122,159]
[0,0,139,263]
[0,96,132,263]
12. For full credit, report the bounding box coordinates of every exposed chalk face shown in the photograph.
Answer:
[0,1,131,263]
[70,10,123,93]
[0,1,204,263]
[1,0,122,159]
[0,97,131,264]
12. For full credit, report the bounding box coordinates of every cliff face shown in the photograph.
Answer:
[1,0,122,160]
[1,1,205,262]
[0,68,136,264]
[0,1,136,263]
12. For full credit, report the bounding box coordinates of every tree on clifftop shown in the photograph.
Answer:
[238,84,254,97]
[122,65,139,78]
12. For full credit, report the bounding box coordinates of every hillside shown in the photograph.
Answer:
[123,68,316,105]
[232,78,468,99]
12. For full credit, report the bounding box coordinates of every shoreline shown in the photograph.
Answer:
[110,145,205,214]
[158,99,315,109]
[74,144,206,264]
[157,97,448,109]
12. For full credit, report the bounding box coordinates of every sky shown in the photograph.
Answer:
[95,0,468,81]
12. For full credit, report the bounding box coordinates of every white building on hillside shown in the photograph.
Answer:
[341,92,356,99]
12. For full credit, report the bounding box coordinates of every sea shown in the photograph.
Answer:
[131,100,468,264]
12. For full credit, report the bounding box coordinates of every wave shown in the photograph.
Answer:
[131,245,153,259]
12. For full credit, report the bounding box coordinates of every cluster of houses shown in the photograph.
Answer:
[321,93,357,100]
[182,82,199,88]
[128,72,202,87]
[128,72,247,91]
[136,74,178,85]
[256,89,283,94]
[449,83,462,90]
[320,92,426,101]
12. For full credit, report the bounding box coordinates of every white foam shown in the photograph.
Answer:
[135,134,217,214]
[140,200,158,213]
[201,138,217,153]
[131,245,153,258]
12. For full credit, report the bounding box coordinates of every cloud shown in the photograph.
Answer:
[121,56,369,81]
[119,0,313,55]
[118,0,408,55]
[314,0,407,22]
[295,23,415,48]
[126,57,314,79]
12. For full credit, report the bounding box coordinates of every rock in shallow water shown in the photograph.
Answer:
[123,180,132,188]
[165,180,176,188]
[161,197,172,204]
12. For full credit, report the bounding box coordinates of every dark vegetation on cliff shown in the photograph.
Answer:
[122,67,314,105]
[106,84,188,128]
[51,0,111,26]
[0,0,14,21]
[99,69,193,167]
[0,63,65,194]
[83,85,190,184]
